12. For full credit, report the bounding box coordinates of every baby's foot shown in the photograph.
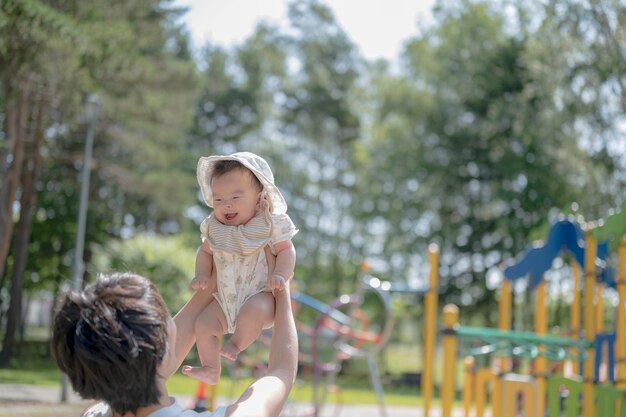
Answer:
[220,340,241,361]
[182,364,220,384]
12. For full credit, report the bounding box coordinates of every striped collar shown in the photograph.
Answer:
[207,211,272,256]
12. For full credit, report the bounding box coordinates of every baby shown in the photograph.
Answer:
[182,152,298,384]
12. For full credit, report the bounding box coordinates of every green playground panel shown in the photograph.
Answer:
[544,376,626,417]
[596,384,626,417]
[457,326,592,361]
[547,376,582,417]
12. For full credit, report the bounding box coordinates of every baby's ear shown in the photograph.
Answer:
[258,191,273,213]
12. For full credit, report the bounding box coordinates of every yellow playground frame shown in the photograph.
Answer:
[429,201,626,417]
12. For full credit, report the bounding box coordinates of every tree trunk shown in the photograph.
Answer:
[0,86,46,367]
[46,285,61,356]
[0,82,14,190]
[0,85,28,285]
[18,292,31,348]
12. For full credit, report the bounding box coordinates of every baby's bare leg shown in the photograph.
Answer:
[221,292,275,360]
[182,300,227,384]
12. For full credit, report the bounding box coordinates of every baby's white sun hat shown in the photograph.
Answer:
[197,152,288,215]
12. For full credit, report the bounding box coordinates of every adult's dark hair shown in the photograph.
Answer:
[51,272,170,414]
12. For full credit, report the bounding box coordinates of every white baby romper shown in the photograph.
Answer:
[200,211,298,333]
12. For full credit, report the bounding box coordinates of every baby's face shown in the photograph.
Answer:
[211,169,261,226]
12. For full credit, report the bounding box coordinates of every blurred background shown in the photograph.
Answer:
[0,0,625,402]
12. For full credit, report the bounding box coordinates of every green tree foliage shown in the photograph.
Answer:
[531,0,626,201]
[277,0,362,296]
[188,22,288,157]
[92,234,195,312]
[353,0,624,323]
[0,0,199,364]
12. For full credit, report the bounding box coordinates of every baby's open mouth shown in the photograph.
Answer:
[225,213,237,221]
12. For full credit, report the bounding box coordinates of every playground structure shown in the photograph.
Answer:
[434,200,626,417]
[282,243,440,417]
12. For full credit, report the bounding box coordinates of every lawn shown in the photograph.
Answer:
[0,356,427,407]
[166,372,425,407]
[0,364,428,407]
[0,336,437,407]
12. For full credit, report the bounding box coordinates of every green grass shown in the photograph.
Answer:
[0,363,428,407]
[166,343,433,406]
[1,332,437,407]
[0,367,62,386]
[0,335,63,386]
[167,371,426,407]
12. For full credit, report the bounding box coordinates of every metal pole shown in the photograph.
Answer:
[61,94,100,403]
[70,96,99,291]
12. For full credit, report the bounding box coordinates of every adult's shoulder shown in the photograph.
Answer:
[81,402,111,417]
[79,400,227,417]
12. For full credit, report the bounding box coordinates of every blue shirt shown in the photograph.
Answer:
[82,398,227,417]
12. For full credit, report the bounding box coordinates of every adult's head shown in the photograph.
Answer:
[52,272,176,415]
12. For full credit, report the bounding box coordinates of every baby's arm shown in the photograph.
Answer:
[190,241,214,291]
[267,240,296,292]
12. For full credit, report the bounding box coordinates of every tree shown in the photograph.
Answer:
[0,0,86,365]
[354,0,622,323]
[531,0,626,203]
[0,0,199,365]
[92,234,195,312]
[276,0,362,297]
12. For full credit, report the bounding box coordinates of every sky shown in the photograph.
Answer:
[176,0,435,62]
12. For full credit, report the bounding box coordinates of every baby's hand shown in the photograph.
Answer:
[189,275,212,291]
[267,273,286,292]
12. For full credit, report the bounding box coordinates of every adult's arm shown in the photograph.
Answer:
[172,286,214,373]
[226,287,298,417]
